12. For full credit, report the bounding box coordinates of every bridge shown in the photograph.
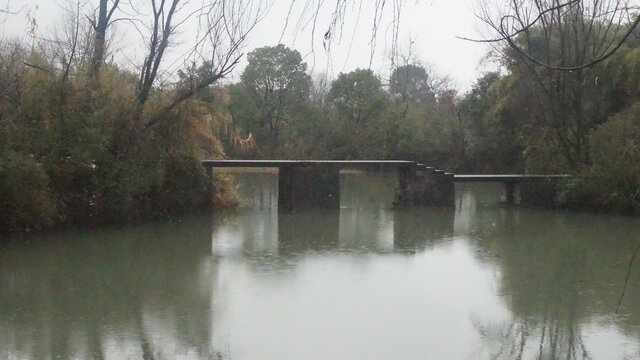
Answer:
[202,160,568,210]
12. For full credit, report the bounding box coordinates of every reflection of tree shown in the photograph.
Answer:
[0,215,219,359]
[478,313,593,359]
[466,202,640,358]
[393,207,454,252]
[278,210,340,255]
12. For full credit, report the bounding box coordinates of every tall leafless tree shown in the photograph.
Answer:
[78,0,265,130]
[135,0,266,130]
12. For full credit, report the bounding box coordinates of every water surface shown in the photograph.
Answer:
[2,172,640,359]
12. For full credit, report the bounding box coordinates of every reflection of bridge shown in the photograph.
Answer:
[202,160,569,209]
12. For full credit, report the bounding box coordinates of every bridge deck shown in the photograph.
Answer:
[202,160,569,182]
[454,174,571,182]
[202,160,415,169]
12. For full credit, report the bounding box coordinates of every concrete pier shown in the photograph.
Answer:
[278,165,340,211]
[393,165,454,207]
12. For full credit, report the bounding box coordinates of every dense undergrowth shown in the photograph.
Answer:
[0,44,236,235]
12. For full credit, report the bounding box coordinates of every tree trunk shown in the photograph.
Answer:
[90,0,119,78]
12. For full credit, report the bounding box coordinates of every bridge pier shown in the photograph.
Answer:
[393,165,454,207]
[278,165,340,211]
[500,179,560,206]
[500,182,520,205]
[206,166,214,207]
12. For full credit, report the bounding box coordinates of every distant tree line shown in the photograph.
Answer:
[224,8,640,213]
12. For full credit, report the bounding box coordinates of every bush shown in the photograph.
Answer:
[0,151,57,232]
[155,153,212,214]
[558,102,640,213]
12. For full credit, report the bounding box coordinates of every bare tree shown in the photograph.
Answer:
[32,0,405,133]
[23,2,88,92]
[136,0,182,105]
[278,0,411,72]
[468,0,640,169]
[136,0,266,130]
[89,0,120,77]
[0,0,25,20]
[74,0,265,130]
[470,0,640,70]
[50,1,90,83]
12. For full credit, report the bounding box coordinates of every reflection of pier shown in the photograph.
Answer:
[454,174,570,206]
[393,208,455,251]
[215,174,456,256]
[268,208,455,255]
[278,210,340,255]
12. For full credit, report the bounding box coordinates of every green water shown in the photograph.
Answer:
[1,172,640,359]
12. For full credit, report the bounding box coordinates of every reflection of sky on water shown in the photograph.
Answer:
[2,173,640,359]
[210,230,506,359]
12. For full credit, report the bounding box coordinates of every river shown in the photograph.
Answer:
[1,171,640,359]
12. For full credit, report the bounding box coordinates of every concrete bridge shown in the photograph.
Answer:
[202,160,569,210]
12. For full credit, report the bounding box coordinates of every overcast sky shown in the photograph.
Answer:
[2,0,492,90]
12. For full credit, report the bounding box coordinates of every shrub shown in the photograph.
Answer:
[558,102,640,213]
[0,151,57,232]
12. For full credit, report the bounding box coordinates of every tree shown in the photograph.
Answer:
[279,0,411,67]
[135,0,264,130]
[389,64,436,108]
[473,0,640,71]
[41,0,263,132]
[89,0,119,77]
[327,69,387,124]
[238,44,312,156]
[458,72,527,173]
[386,62,455,167]
[0,1,24,23]
[472,0,640,170]
[325,69,390,158]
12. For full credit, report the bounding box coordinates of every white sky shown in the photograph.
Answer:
[1,0,492,90]
[251,0,492,89]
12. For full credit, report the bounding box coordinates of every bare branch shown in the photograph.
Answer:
[615,240,640,314]
[22,62,53,74]
[140,0,266,130]
[470,0,640,71]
